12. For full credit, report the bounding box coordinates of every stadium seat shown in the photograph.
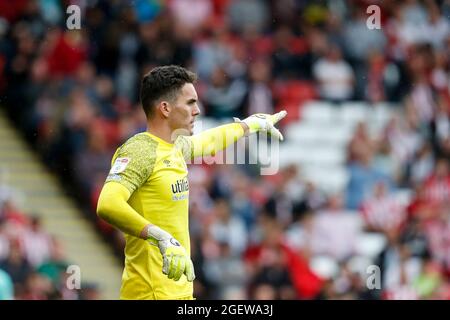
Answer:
[282,101,395,193]
[285,122,321,144]
[286,121,353,146]
[278,143,306,168]
[273,80,317,123]
[338,102,370,125]
[280,143,346,167]
[325,125,354,146]
[300,164,349,193]
[300,101,336,124]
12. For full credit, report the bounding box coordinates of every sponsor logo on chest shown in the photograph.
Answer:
[171,176,189,194]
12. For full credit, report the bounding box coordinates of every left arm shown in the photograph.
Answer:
[176,122,247,161]
[175,111,286,161]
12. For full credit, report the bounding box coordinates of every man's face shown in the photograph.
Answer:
[168,83,200,136]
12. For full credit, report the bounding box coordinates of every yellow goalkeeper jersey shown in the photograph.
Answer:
[105,132,193,300]
[104,124,244,300]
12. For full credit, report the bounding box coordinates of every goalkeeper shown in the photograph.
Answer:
[96,65,286,300]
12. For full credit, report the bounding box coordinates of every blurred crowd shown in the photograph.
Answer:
[1,0,450,299]
[0,188,99,299]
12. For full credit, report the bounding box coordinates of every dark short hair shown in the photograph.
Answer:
[140,65,197,118]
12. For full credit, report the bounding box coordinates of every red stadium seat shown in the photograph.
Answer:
[273,80,317,124]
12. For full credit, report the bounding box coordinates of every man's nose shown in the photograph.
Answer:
[192,104,200,116]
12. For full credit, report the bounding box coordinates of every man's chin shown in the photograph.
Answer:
[173,127,194,136]
[183,126,194,136]
[188,124,194,135]
[170,127,192,141]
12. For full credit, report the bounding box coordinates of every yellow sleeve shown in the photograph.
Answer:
[105,135,158,194]
[175,122,245,161]
[96,182,149,238]
[98,134,158,238]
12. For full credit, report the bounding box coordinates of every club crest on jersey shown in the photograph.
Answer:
[110,157,130,174]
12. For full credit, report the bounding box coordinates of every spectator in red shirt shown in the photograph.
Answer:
[46,30,88,78]
[244,218,323,299]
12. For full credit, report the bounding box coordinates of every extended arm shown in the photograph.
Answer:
[176,110,287,161]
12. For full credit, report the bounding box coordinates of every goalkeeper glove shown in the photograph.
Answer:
[146,225,195,282]
[234,110,287,141]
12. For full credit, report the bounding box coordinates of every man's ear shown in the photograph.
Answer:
[159,101,171,118]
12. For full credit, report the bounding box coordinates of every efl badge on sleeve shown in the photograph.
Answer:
[110,157,130,174]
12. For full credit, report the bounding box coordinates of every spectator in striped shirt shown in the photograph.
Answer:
[360,181,407,233]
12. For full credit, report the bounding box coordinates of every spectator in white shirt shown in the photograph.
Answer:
[22,216,52,268]
[313,44,355,103]
[169,0,212,31]
[424,3,450,50]
[311,194,362,261]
